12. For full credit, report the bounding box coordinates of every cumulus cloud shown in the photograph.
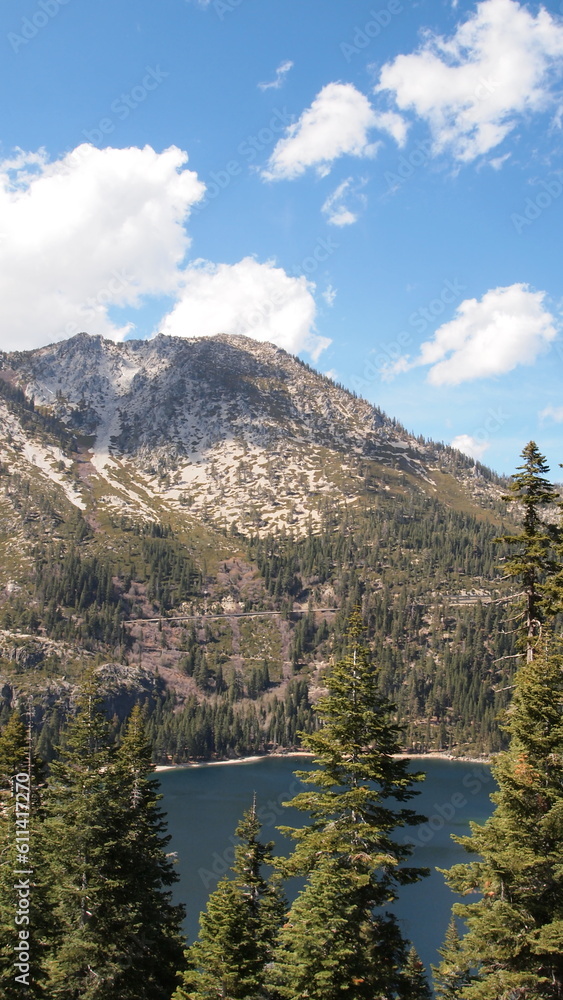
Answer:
[157,256,330,360]
[376,0,563,162]
[451,434,490,461]
[387,284,557,385]
[540,404,563,423]
[258,60,294,91]
[371,110,409,147]
[0,145,328,360]
[262,83,380,180]
[0,144,204,351]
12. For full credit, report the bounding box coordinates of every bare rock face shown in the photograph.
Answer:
[0,332,502,537]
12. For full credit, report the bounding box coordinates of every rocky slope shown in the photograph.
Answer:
[0,332,504,538]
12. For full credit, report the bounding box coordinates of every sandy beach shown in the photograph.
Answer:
[154,750,492,772]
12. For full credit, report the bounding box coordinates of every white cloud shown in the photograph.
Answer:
[539,404,563,423]
[322,284,337,307]
[371,110,409,147]
[0,144,204,351]
[321,177,368,227]
[262,83,380,181]
[451,434,490,461]
[157,256,330,360]
[387,284,557,385]
[258,60,294,91]
[0,144,328,362]
[322,179,356,227]
[376,0,563,163]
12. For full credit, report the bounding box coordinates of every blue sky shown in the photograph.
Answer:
[1,0,563,476]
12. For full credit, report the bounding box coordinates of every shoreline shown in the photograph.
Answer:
[155,749,492,772]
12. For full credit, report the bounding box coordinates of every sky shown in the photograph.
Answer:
[1,0,563,477]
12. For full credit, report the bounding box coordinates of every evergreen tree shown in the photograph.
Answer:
[42,680,123,998]
[401,946,433,1000]
[437,637,563,998]
[110,704,186,1000]
[432,919,471,999]
[268,610,429,999]
[43,681,185,999]
[498,441,558,660]
[175,800,284,1000]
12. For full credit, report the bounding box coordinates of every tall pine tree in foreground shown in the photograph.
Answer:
[43,681,185,999]
[498,441,558,660]
[436,639,563,997]
[111,704,186,1000]
[434,443,563,997]
[268,610,430,1000]
[174,801,284,1000]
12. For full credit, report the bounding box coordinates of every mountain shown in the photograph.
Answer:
[0,333,517,758]
[1,332,504,535]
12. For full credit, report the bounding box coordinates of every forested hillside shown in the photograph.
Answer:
[0,333,521,757]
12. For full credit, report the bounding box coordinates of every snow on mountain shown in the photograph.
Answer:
[0,333,497,534]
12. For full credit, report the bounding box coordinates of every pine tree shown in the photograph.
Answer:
[109,704,186,999]
[174,800,284,1000]
[42,679,123,998]
[432,919,471,999]
[498,441,558,660]
[401,946,433,1000]
[437,637,563,998]
[268,610,429,999]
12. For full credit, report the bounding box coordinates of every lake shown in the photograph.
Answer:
[158,755,496,975]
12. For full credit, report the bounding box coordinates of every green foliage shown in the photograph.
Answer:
[402,946,433,1000]
[269,611,429,999]
[41,682,186,998]
[432,919,472,999]
[437,641,563,998]
[175,803,284,1000]
[497,441,559,658]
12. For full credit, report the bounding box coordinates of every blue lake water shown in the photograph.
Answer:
[158,755,496,975]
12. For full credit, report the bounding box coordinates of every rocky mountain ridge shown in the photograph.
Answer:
[0,332,504,537]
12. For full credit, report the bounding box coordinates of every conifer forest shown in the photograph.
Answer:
[0,440,562,998]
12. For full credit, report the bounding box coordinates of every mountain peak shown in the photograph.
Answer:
[0,332,500,535]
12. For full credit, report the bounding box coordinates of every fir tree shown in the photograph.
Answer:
[437,637,563,998]
[268,610,429,999]
[432,919,471,999]
[42,680,123,998]
[401,946,433,1000]
[175,800,284,1000]
[43,681,185,998]
[498,441,558,660]
[109,704,186,1000]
